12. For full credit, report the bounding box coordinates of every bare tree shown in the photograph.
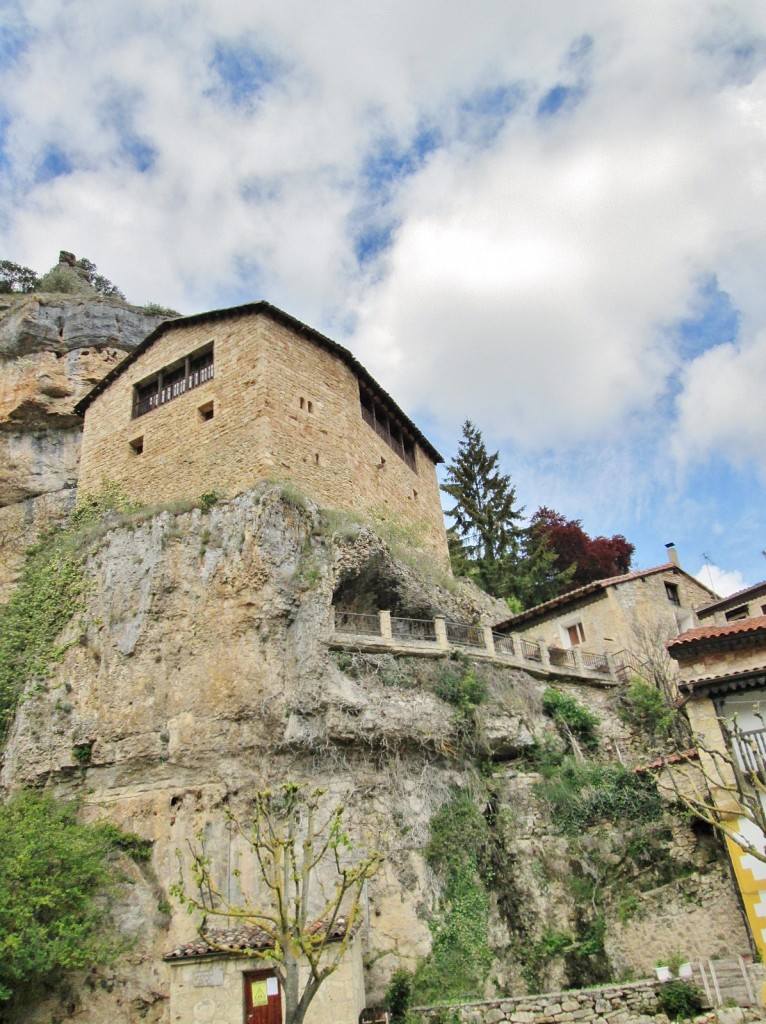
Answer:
[652,712,766,864]
[172,783,383,1024]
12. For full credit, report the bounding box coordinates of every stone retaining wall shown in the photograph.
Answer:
[415,979,665,1024]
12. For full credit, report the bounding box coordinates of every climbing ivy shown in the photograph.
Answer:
[412,793,493,1004]
[0,532,85,739]
[0,484,139,741]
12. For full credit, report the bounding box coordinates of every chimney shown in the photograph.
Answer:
[665,542,680,567]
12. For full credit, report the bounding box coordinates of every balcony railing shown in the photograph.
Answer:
[391,616,437,643]
[732,726,766,774]
[446,622,485,648]
[334,610,381,636]
[330,608,620,683]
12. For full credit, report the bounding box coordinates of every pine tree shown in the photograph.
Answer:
[441,421,525,590]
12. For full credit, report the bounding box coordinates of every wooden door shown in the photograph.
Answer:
[244,970,282,1024]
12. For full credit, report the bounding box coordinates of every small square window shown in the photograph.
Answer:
[664,582,680,606]
[129,436,144,455]
[198,401,214,422]
[567,622,586,646]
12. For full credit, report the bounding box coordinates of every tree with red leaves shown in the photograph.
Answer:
[529,507,634,591]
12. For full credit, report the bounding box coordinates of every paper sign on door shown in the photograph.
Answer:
[250,980,268,1006]
[266,977,279,996]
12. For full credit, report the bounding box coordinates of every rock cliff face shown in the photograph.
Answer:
[0,293,170,598]
[0,487,751,1023]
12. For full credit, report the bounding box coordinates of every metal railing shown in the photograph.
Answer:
[334,610,381,636]
[446,622,485,648]
[330,608,622,682]
[549,647,576,669]
[732,726,766,774]
[391,616,437,643]
[492,633,515,656]
[519,637,543,662]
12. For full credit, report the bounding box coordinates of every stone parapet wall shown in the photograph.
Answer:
[414,979,765,1024]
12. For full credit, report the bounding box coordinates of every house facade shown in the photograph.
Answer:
[75,302,449,563]
[164,925,366,1024]
[670,616,766,967]
[494,562,714,659]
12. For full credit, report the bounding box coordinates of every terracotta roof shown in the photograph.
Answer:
[633,748,699,773]
[668,615,766,650]
[494,563,714,631]
[677,665,766,697]
[73,301,443,464]
[164,917,351,961]
[697,580,766,617]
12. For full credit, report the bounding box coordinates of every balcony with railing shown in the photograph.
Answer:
[330,608,619,684]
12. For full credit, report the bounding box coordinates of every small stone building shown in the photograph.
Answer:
[697,580,766,627]
[670,616,766,966]
[494,561,714,658]
[164,924,366,1024]
[75,301,448,563]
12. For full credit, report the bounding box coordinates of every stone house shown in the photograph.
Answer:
[670,616,766,966]
[164,923,365,1024]
[74,301,449,563]
[697,580,766,627]
[494,559,714,662]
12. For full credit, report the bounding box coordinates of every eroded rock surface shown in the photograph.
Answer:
[0,487,750,1023]
[0,293,172,593]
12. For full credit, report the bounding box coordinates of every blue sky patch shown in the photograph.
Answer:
[458,83,524,147]
[0,18,31,72]
[362,124,442,196]
[354,221,397,266]
[35,145,73,184]
[98,91,157,173]
[210,40,282,107]
[677,275,739,359]
[537,83,585,118]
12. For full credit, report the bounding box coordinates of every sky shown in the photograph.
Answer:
[1,1,765,597]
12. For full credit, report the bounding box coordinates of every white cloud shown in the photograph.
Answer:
[694,563,747,599]
[673,332,766,479]
[2,0,766,582]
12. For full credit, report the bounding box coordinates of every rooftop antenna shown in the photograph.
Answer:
[701,552,717,593]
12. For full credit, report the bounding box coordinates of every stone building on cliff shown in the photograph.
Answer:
[74,301,449,563]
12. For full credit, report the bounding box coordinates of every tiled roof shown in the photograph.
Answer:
[164,917,351,961]
[668,615,766,649]
[697,580,766,616]
[73,301,443,463]
[677,665,766,696]
[494,563,714,631]
[633,748,699,773]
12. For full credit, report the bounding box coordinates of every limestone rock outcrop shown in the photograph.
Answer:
[0,292,171,597]
[0,486,750,1023]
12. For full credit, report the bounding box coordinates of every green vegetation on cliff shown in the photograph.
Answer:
[0,791,150,1015]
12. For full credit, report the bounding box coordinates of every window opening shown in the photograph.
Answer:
[359,384,416,471]
[314,453,320,464]
[132,343,214,418]
[664,582,680,606]
[129,436,144,455]
[307,400,313,413]
[725,605,748,622]
[567,622,586,646]
[300,397,305,409]
[198,401,214,422]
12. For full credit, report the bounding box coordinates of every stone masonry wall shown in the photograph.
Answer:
[415,979,664,1024]
[77,310,449,562]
